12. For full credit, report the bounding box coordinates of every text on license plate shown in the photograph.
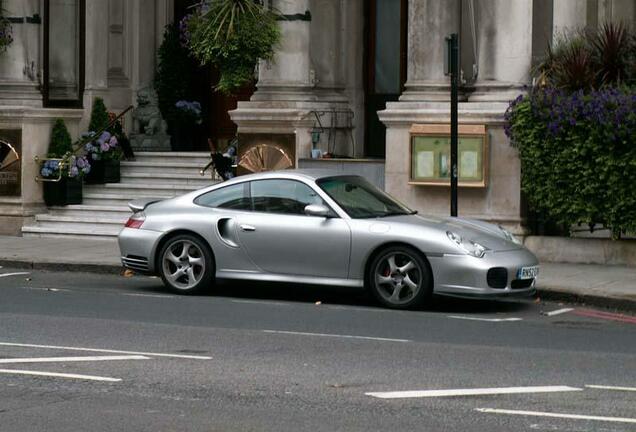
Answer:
[517,266,539,280]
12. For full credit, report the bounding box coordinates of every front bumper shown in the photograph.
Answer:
[428,248,539,298]
[118,227,163,274]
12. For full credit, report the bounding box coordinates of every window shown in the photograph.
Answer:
[317,176,413,219]
[250,179,327,216]
[195,183,251,210]
[43,0,86,108]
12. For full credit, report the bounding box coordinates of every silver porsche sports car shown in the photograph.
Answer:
[118,170,539,309]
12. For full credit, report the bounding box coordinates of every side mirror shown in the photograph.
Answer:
[304,204,331,218]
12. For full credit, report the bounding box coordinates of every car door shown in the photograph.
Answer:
[236,179,351,278]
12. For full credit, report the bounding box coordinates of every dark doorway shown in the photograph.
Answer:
[364,0,408,158]
[173,1,255,151]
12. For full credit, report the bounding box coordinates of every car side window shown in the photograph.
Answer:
[250,179,327,216]
[194,183,251,210]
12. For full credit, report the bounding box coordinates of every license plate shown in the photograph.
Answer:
[517,266,539,280]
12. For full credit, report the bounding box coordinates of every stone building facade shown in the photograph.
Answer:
[1,0,635,235]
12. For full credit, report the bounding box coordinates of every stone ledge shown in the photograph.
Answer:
[524,236,636,267]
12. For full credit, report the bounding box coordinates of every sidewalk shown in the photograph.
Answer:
[0,236,635,312]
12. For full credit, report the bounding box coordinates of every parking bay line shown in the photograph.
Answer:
[543,308,574,317]
[0,342,212,360]
[475,408,636,424]
[0,272,30,278]
[262,330,411,343]
[0,355,149,364]
[447,315,523,322]
[0,369,122,382]
[586,384,636,392]
[366,386,582,399]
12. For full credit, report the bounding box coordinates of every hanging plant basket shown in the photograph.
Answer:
[84,158,120,184]
[43,177,83,206]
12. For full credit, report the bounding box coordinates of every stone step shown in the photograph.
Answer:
[119,172,216,187]
[47,204,132,219]
[132,151,211,165]
[84,182,199,197]
[22,224,122,239]
[120,161,212,175]
[34,214,127,227]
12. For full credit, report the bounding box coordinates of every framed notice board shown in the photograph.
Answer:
[409,124,488,187]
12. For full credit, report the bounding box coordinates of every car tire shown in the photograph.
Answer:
[158,234,214,294]
[367,246,432,310]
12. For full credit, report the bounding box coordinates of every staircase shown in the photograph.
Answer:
[22,152,219,239]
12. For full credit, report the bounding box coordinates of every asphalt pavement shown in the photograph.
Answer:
[0,267,635,431]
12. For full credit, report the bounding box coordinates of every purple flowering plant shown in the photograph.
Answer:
[505,86,636,239]
[83,131,122,162]
[40,154,91,179]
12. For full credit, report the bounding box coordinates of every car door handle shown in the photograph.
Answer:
[240,224,256,232]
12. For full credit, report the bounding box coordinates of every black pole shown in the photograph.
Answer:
[450,33,459,217]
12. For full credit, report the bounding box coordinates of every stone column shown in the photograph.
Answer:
[469,0,533,101]
[83,0,109,105]
[400,0,460,102]
[252,0,315,101]
[0,0,42,107]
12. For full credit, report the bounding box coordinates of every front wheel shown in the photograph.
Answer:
[158,234,214,294]
[367,246,432,309]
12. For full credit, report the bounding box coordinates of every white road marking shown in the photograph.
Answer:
[366,385,581,399]
[586,384,636,392]
[475,408,636,424]
[0,342,212,360]
[122,293,173,299]
[447,315,522,322]
[0,368,121,382]
[544,308,574,316]
[0,355,148,364]
[262,330,410,343]
[0,272,30,278]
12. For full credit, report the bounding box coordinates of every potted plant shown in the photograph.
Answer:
[40,119,91,206]
[83,98,123,184]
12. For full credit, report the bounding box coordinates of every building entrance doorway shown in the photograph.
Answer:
[173,1,255,151]
[364,0,407,158]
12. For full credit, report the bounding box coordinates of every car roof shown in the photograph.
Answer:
[223,169,357,184]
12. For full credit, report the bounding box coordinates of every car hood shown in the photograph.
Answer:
[386,214,520,252]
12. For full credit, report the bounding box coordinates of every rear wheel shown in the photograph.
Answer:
[367,246,432,309]
[158,234,214,294]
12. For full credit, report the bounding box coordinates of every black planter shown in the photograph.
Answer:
[171,125,195,151]
[43,177,83,206]
[85,159,121,184]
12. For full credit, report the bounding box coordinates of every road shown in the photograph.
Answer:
[0,267,635,432]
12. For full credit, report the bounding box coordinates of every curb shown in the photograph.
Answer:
[537,288,636,314]
[0,259,122,275]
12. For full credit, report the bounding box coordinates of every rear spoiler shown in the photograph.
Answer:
[128,198,163,213]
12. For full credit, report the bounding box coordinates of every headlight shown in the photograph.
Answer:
[498,225,522,245]
[446,231,487,258]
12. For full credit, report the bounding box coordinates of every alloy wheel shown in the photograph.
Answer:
[373,251,423,306]
[162,239,206,290]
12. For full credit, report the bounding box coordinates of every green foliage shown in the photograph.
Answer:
[88,98,109,133]
[536,22,636,91]
[155,24,196,128]
[506,88,636,239]
[186,0,280,94]
[48,119,73,157]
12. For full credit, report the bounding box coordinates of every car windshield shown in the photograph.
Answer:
[316,176,415,219]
